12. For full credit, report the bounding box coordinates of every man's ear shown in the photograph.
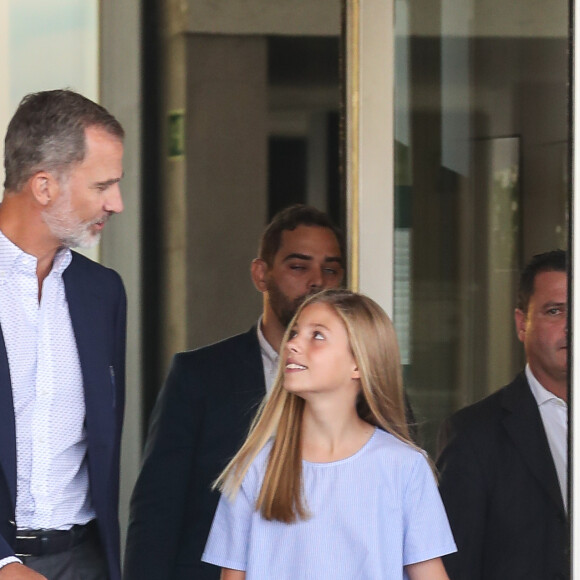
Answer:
[514,308,527,344]
[251,259,268,293]
[30,171,59,206]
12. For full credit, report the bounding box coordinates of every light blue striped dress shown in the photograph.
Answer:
[202,428,456,579]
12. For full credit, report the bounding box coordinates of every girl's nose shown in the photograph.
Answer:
[287,338,300,353]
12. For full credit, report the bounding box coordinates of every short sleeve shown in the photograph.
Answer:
[403,453,457,565]
[202,476,256,571]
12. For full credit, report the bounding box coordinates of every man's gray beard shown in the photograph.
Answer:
[42,193,101,249]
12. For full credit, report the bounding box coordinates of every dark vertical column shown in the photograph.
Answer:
[141,0,163,435]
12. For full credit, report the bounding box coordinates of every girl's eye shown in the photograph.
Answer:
[313,331,324,340]
[288,329,297,339]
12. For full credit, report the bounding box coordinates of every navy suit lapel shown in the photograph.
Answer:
[63,257,115,458]
[0,326,16,507]
[501,375,565,514]
[244,326,267,393]
[232,327,268,414]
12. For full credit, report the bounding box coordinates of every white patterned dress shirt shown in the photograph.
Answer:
[0,231,95,542]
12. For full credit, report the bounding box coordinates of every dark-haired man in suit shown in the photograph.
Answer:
[437,250,568,580]
[124,205,344,580]
[0,90,126,580]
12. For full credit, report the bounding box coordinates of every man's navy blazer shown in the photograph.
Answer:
[0,252,126,580]
[436,372,569,580]
[124,327,266,580]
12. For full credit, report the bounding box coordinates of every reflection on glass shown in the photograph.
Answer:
[393,0,568,453]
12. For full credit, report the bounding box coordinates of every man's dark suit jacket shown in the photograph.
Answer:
[0,252,127,580]
[436,372,568,580]
[124,327,266,580]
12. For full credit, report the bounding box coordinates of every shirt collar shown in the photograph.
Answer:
[526,364,567,408]
[52,246,73,275]
[256,315,279,364]
[0,229,72,279]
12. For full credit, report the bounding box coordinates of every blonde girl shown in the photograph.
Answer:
[202,289,456,579]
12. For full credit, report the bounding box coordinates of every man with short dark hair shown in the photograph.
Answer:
[0,90,127,580]
[437,250,568,580]
[124,205,344,580]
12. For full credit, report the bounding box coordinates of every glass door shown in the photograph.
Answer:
[347,0,569,453]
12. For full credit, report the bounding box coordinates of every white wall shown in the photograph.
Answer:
[0,0,99,219]
[0,1,10,193]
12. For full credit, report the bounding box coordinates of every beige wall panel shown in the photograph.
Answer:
[184,35,266,349]
[187,0,340,36]
[100,0,142,553]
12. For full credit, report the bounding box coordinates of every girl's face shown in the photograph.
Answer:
[283,302,360,399]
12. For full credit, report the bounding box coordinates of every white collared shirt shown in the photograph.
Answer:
[0,231,95,532]
[256,317,279,393]
[526,364,568,511]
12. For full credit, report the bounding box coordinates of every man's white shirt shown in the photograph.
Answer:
[0,231,95,534]
[526,364,568,511]
[256,317,279,394]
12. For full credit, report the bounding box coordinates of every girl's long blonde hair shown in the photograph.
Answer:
[215,289,414,522]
